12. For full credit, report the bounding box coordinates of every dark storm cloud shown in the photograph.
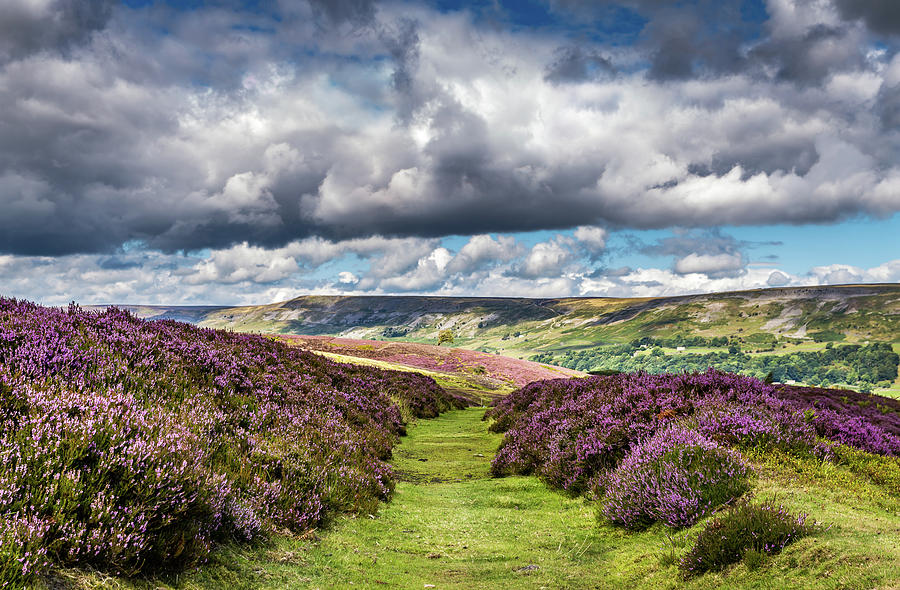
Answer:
[544,46,615,83]
[833,0,900,36]
[643,6,748,80]
[876,83,900,130]
[749,24,862,84]
[306,0,377,27]
[691,140,820,178]
[0,0,899,259]
[0,0,115,63]
[381,18,420,95]
[98,256,143,271]
[548,0,870,84]
[547,0,753,80]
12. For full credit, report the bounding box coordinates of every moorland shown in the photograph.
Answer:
[2,286,898,589]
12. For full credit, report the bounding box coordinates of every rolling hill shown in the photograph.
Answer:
[92,283,900,394]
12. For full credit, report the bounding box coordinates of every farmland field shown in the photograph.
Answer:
[279,335,584,393]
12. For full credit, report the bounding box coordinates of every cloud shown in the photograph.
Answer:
[1,228,898,305]
[643,229,752,257]
[306,0,377,27]
[185,243,301,286]
[811,264,865,285]
[749,23,864,85]
[833,0,900,35]
[0,0,115,63]
[381,17,420,96]
[674,252,745,277]
[445,234,522,274]
[544,45,615,84]
[375,246,453,292]
[643,4,750,81]
[573,226,608,258]
[641,229,766,278]
[337,271,359,284]
[808,260,900,286]
[515,238,576,279]
[0,0,898,268]
[766,270,791,286]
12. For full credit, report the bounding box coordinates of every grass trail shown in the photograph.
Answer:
[255,407,610,589]
[74,403,900,589]
[171,405,900,590]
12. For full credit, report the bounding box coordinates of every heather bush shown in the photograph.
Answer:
[772,385,900,455]
[679,498,819,577]
[601,427,752,529]
[692,402,822,456]
[0,298,466,583]
[773,385,900,437]
[488,371,828,495]
[0,513,51,589]
[488,370,899,499]
[1,385,220,576]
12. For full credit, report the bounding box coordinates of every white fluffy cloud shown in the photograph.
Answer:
[446,234,522,274]
[809,261,900,286]
[674,252,745,277]
[573,226,608,258]
[1,237,897,305]
[518,238,577,278]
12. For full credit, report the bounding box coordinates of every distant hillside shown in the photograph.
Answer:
[104,284,899,346]
[94,284,900,394]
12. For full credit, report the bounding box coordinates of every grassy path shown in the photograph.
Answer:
[257,407,610,589]
[167,405,900,590]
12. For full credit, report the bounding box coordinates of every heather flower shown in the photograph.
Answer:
[488,369,899,502]
[601,426,752,529]
[0,297,466,583]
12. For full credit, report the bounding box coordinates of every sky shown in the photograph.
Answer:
[1,0,899,306]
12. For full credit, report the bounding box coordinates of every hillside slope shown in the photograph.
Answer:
[103,284,898,348]
[93,284,900,393]
[281,335,583,392]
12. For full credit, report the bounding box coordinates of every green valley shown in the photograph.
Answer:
[105,284,900,395]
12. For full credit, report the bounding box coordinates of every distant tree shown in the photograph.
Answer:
[438,329,455,346]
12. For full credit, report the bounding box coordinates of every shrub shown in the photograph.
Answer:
[601,427,752,529]
[488,371,826,495]
[487,371,900,499]
[0,513,51,589]
[772,385,900,454]
[0,298,465,583]
[679,498,819,577]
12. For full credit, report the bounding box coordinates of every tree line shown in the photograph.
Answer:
[533,341,898,391]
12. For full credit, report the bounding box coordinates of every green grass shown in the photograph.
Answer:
[50,403,900,590]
